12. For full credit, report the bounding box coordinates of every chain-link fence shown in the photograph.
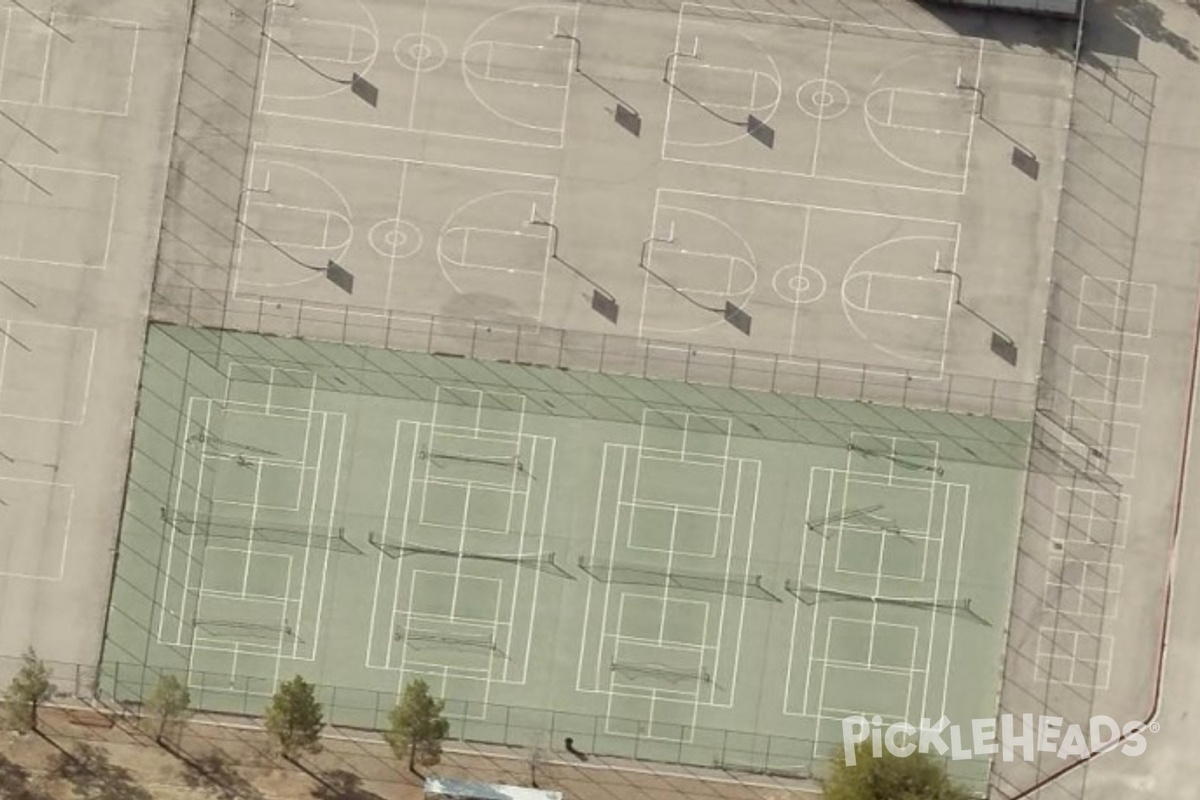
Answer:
[151,284,1038,422]
[0,652,99,701]
[92,659,989,792]
[988,6,1159,798]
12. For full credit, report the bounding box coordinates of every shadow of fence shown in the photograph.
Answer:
[989,5,1159,796]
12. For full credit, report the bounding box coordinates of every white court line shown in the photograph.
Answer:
[595,446,632,688]
[809,20,836,175]
[297,412,344,659]
[787,207,814,357]
[251,139,563,184]
[37,20,50,107]
[0,14,141,116]
[801,467,840,713]
[0,166,119,270]
[260,104,567,149]
[662,152,970,196]
[231,143,263,298]
[366,421,411,670]
[814,615,837,730]
[0,323,8,416]
[917,485,951,718]
[0,10,12,100]
[936,485,968,717]
[659,11,686,164]
[384,160,409,307]
[158,397,201,644]
[680,2,985,41]
[240,461,264,595]
[385,422,429,671]
[176,399,217,644]
[274,561,294,690]
[783,468,823,716]
[0,320,96,425]
[284,408,327,659]
[659,186,960,227]
[576,443,613,692]
[0,477,74,580]
[556,8,579,142]
[721,458,758,709]
[506,436,555,684]
[959,41,985,196]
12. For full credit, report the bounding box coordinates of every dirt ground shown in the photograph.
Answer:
[0,705,820,799]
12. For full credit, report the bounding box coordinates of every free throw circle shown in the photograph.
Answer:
[369,218,423,259]
[773,264,826,304]
[394,33,447,72]
[797,78,850,119]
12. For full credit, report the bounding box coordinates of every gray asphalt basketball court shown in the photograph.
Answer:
[226,0,1073,388]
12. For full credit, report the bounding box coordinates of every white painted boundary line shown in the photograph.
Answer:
[0,165,118,269]
[0,476,74,580]
[1035,628,1114,690]
[157,372,343,673]
[786,464,970,733]
[1044,556,1122,620]
[367,407,553,695]
[233,143,557,321]
[0,319,96,424]
[1051,485,1130,549]
[1076,276,1158,338]
[576,420,759,736]
[0,11,140,116]
[260,0,572,148]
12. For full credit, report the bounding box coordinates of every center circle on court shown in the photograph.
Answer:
[796,78,850,119]
[773,264,826,304]
[394,33,447,72]
[369,218,423,259]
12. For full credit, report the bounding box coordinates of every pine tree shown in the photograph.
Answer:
[384,678,450,775]
[145,673,190,744]
[826,741,972,800]
[2,648,55,733]
[263,675,324,759]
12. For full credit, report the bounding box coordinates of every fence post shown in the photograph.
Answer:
[385,310,394,350]
[296,300,305,337]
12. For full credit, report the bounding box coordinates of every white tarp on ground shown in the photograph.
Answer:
[424,777,564,800]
